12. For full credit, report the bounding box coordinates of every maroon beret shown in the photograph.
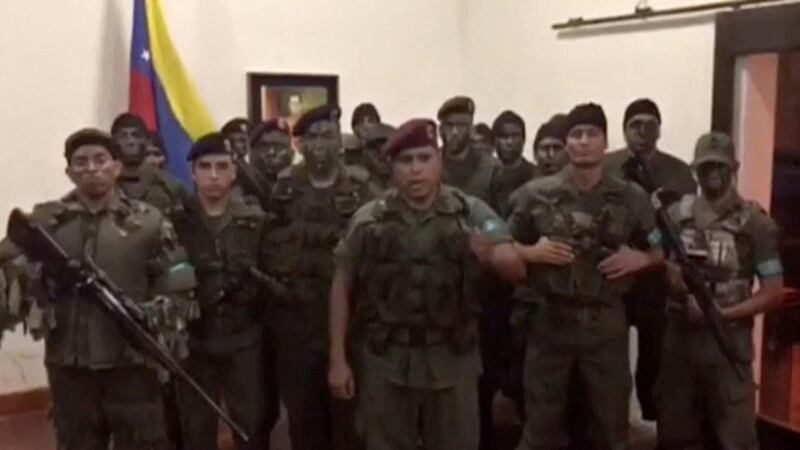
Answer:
[383,118,438,159]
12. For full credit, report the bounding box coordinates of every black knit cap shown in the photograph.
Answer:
[624,98,661,128]
[533,114,568,148]
[221,117,250,136]
[492,110,526,138]
[565,103,607,137]
[111,113,148,136]
[186,132,231,162]
[293,104,341,137]
[351,103,381,128]
[65,128,121,161]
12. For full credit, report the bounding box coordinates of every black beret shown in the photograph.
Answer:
[250,119,290,146]
[624,98,661,128]
[533,114,568,148]
[292,105,341,137]
[111,113,148,135]
[437,96,475,121]
[565,103,607,137]
[65,128,121,161]
[492,110,525,137]
[221,118,250,136]
[472,123,494,141]
[187,132,231,162]
[383,118,438,159]
[351,103,381,128]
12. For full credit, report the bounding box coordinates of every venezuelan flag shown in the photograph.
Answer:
[129,0,216,186]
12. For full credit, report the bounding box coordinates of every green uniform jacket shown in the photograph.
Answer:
[443,146,502,212]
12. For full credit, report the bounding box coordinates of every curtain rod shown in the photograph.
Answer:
[552,0,793,30]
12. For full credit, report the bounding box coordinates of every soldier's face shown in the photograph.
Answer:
[353,115,379,140]
[363,140,392,177]
[301,120,341,174]
[470,128,495,156]
[66,145,122,198]
[440,113,473,156]
[144,144,166,170]
[535,137,568,175]
[392,146,442,202]
[566,125,607,169]
[192,154,236,201]
[624,114,660,154]
[113,126,148,166]
[226,131,250,160]
[696,161,736,198]
[496,123,525,163]
[252,131,293,177]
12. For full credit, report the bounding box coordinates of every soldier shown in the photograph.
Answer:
[509,103,664,450]
[351,102,381,142]
[328,118,526,450]
[471,123,496,157]
[604,98,697,422]
[248,119,294,194]
[438,96,502,211]
[493,110,535,218]
[111,113,188,216]
[532,115,569,178]
[221,118,252,161]
[656,132,783,450]
[169,133,279,450]
[360,122,396,197]
[145,132,168,170]
[0,129,197,450]
[266,105,370,450]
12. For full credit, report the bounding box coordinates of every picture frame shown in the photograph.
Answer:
[247,72,339,128]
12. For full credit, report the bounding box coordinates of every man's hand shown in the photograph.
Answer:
[328,359,356,400]
[598,246,654,280]
[516,237,575,266]
[469,233,494,267]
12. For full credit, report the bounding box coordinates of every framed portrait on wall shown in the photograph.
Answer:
[247,72,339,132]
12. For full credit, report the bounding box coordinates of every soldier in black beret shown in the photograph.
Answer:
[269,104,371,450]
[111,112,188,217]
[250,119,293,187]
[222,118,252,161]
[532,114,570,178]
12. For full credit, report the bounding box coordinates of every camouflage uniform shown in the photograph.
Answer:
[171,197,279,450]
[2,190,197,450]
[509,170,661,450]
[118,164,188,217]
[335,186,511,450]
[656,192,781,450]
[266,162,370,450]
[604,147,697,421]
[496,158,536,219]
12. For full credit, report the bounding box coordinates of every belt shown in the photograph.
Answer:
[387,326,449,347]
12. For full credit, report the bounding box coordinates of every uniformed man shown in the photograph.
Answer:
[111,113,188,216]
[328,118,526,450]
[531,114,569,178]
[493,110,535,218]
[656,132,783,450]
[0,129,197,450]
[360,122,396,197]
[145,132,168,171]
[438,96,502,211]
[248,118,294,194]
[221,118,252,161]
[266,104,370,450]
[509,103,664,450]
[171,133,278,450]
[604,98,697,422]
[471,123,496,157]
[351,102,381,142]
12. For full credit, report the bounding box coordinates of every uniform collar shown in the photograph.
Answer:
[383,185,465,223]
[62,188,130,215]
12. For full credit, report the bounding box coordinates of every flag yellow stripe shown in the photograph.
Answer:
[145,0,216,139]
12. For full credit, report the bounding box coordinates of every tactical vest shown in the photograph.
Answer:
[354,192,483,354]
[527,184,634,304]
[172,201,266,339]
[674,195,756,308]
[118,167,185,217]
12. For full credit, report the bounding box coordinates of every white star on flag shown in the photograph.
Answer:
[141,49,151,62]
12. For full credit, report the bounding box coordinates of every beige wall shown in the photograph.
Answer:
[461,0,721,162]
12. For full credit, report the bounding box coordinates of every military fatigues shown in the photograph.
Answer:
[656,193,782,450]
[266,163,369,450]
[335,186,510,450]
[509,170,661,450]
[171,197,278,450]
[12,190,195,450]
[496,158,536,219]
[604,148,697,420]
[118,165,188,217]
